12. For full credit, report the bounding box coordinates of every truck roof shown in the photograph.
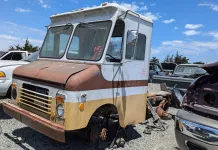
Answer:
[50,3,153,24]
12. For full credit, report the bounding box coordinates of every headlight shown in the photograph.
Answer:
[56,104,64,117]
[0,71,5,77]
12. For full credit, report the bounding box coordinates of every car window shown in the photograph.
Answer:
[11,53,23,60]
[175,66,199,74]
[107,37,122,59]
[154,64,162,72]
[1,52,13,60]
[126,33,146,60]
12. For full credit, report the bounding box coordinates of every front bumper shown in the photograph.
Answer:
[175,109,218,150]
[2,101,66,142]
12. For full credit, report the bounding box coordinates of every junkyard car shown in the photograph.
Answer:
[152,64,207,95]
[0,51,39,97]
[161,62,177,75]
[175,62,218,150]
[149,62,165,82]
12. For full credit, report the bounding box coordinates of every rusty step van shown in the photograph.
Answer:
[2,2,153,143]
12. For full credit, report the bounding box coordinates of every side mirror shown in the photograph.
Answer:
[127,30,137,45]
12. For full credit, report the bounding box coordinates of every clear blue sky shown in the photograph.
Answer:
[0,0,218,63]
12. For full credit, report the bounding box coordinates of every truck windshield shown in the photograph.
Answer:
[40,25,73,58]
[66,21,111,61]
[174,66,205,74]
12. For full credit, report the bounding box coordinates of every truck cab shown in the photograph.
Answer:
[0,51,29,61]
[3,3,153,143]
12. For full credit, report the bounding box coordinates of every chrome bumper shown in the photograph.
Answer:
[175,110,218,150]
[176,118,218,145]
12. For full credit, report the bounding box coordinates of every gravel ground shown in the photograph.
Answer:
[0,106,179,150]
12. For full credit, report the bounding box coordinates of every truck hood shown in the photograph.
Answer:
[201,62,218,75]
[13,60,91,87]
[0,60,29,68]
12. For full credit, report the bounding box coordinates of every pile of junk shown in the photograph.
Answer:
[144,83,183,133]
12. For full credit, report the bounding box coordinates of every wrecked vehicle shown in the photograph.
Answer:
[152,64,207,95]
[161,62,177,75]
[149,62,165,82]
[2,3,153,144]
[175,62,218,150]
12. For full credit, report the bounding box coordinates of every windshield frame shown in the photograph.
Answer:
[66,20,112,62]
[39,24,74,59]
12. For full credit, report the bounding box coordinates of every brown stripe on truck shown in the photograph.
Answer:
[13,60,148,91]
[65,65,148,91]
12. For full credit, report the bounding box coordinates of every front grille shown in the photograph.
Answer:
[19,83,52,114]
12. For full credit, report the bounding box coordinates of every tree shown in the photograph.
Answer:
[169,55,174,62]
[9,38,39,52]
[193,61,205,64]
[164,55,170,62]
[181,57,189,64]
[9,44,22,51]
[150,57,159,63]
[174,51,189,64]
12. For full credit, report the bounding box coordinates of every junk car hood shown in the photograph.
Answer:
[13,60,91,86]
[201,62,218,75]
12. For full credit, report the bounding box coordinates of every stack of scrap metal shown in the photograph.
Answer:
[147,83,172,120]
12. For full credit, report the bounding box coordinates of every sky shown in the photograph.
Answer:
[0,0,218,63]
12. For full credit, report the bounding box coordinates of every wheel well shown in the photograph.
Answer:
[92,104,118,117]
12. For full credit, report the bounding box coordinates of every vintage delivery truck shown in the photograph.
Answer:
[2,3,153,143]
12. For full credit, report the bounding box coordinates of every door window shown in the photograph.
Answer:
[126,33,146,60]
[106,20,124,62]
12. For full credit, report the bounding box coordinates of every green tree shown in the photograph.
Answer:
[9,38,39,52]
[9,44,22,51]
[193,61,205,64]
[164,51,189,64]
[150,57,159,63]
[164,55,170,62]
[174,51,189,64]
[169,55,174,62]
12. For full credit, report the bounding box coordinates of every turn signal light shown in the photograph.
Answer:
[79,103,85,111]
[12,83,17,88]
[0,71,5,77]
[56,95,65,103]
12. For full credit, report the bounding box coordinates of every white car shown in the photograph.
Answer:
[0,51,39,97]
[0,50,30,60]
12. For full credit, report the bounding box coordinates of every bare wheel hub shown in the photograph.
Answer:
[100,128,108,141]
